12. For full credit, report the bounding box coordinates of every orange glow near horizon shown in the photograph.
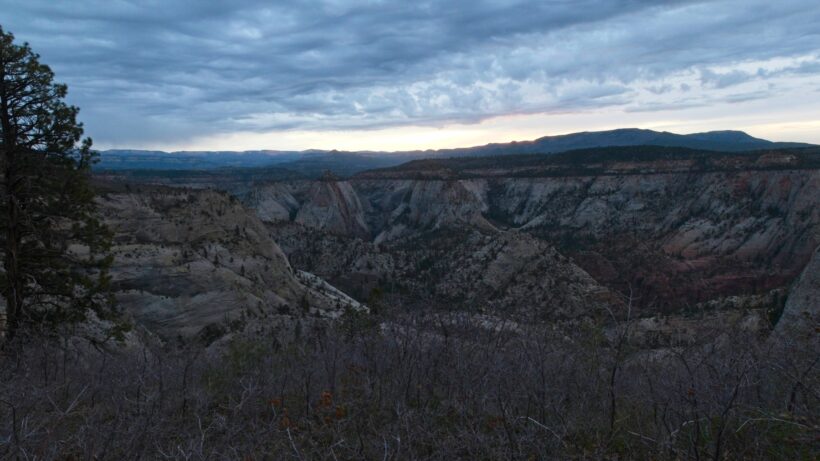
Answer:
[103,102,820,152]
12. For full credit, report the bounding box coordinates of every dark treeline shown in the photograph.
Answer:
[357,146,820,180]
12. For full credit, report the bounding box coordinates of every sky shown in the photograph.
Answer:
[2,0,819,151]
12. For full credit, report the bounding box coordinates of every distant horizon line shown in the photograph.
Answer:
[98,127,816,155]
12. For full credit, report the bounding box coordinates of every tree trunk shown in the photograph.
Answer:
[3,186,22,341]
[1,71,23,341]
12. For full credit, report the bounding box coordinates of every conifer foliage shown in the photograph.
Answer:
[0,26,114,342]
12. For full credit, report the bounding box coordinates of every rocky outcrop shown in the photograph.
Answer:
[98,187,364,340]
[775,245,819,343]
[346,170,819,256]
[485,170,818,308]
[355,179,497,243]
[482,171,819,262]
[244,179,495,243]
[238,180,371,239]
[389,229,614,320]
[294,180,370,239]
[268,221,613,321]
[240,170,819,260]
[241,182,301,222]
[239,166,818,312]
[98,148,820,315]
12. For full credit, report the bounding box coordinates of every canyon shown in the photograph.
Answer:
[97,146,820,343]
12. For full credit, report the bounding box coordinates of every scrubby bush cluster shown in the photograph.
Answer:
[1,314,816,460]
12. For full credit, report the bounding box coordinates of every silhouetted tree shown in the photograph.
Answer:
[0,26,114,342]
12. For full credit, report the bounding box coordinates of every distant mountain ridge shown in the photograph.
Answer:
[96,128,814,176]
[431,128,812,157]
[355,145,820,180]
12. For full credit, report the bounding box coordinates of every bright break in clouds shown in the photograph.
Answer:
[2,0,819,150]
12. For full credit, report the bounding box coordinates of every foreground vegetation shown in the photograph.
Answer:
[1,312,816,460]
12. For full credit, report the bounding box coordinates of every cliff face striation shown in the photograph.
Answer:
[240,148,820,313]
[98,186,364,340]
[91,147,819,321]
[774,245,820,343]
[268,221,614,321]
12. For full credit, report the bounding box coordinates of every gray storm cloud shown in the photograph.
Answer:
[2,0,819,145]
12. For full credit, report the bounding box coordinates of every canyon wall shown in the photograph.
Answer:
[240,166,819,312]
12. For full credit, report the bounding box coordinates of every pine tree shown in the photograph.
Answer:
[0,26,115,342]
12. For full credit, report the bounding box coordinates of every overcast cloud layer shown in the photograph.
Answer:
[2,0,819,149]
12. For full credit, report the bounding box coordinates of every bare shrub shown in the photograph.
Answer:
[0,314,816,460]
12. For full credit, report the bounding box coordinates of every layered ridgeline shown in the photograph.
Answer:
[100,146,820,335]
[97,128,814,178]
